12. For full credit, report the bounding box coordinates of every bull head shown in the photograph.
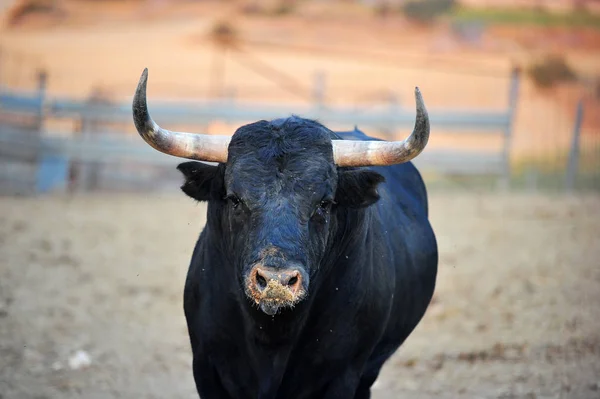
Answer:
[132,69,430,316]
[132,68,430,167]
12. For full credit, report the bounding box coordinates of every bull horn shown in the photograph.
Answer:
[331,87,430,167]
[132,68,230,163]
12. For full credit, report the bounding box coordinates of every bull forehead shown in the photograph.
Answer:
[227,156,336,203]
[225,117,338,199]
[227,117,335,160]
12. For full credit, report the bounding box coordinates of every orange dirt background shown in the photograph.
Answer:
[0,0,599,160]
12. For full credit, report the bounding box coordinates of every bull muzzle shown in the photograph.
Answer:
[246,264,308,316]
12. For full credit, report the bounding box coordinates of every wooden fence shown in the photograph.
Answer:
[0,68,529,195]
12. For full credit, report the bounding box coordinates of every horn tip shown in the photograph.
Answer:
[414,86,425,108]
[133,68,150,128]
[140,68,148,84]
[135,68,150,103]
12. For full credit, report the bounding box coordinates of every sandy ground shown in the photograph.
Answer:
[0,190,599,399]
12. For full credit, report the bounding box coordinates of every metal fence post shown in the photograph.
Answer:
[35,69,47,132]
[565,98,584,193]
[0,46,3,88]
[76,101,102,192]
[313,70,325,118]
[500,66,520,190]
[384,92,398,139]
[35,69,69,194]
[0,47,4,102]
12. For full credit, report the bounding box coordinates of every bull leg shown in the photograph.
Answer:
[320,367,362,399]
[352,351,392,399]
[186,319,233,398]
[191,352,234,399]
[352,369,380,399]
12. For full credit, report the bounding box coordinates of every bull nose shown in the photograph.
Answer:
[251,266,302,294]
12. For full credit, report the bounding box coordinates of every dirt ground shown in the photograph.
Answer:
[0,190,599,399]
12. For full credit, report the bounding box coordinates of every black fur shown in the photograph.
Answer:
[177,162,223,201]
[335,169,385,208]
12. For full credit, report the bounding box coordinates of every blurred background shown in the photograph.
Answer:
[0,0,599,398]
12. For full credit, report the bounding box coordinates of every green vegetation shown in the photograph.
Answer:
[401,0,456,24]
[387,1,600,29]
[240,0,297,17]
[451,6,600,29]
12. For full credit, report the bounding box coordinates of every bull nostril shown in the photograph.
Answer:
[251,265,303,293]
[256,274,267,290]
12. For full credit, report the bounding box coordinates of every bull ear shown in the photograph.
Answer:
[177,161,224,202]
[335,168,385,208]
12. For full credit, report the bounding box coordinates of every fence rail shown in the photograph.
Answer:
[6,67,589,195]
[1,89,514,131]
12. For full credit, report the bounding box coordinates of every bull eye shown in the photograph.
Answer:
[312,199,335,220]
[319,199,335,210]
[225,195,242,209]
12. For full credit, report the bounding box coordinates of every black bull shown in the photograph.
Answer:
[131,72,438,398]
[179,121,437,398]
